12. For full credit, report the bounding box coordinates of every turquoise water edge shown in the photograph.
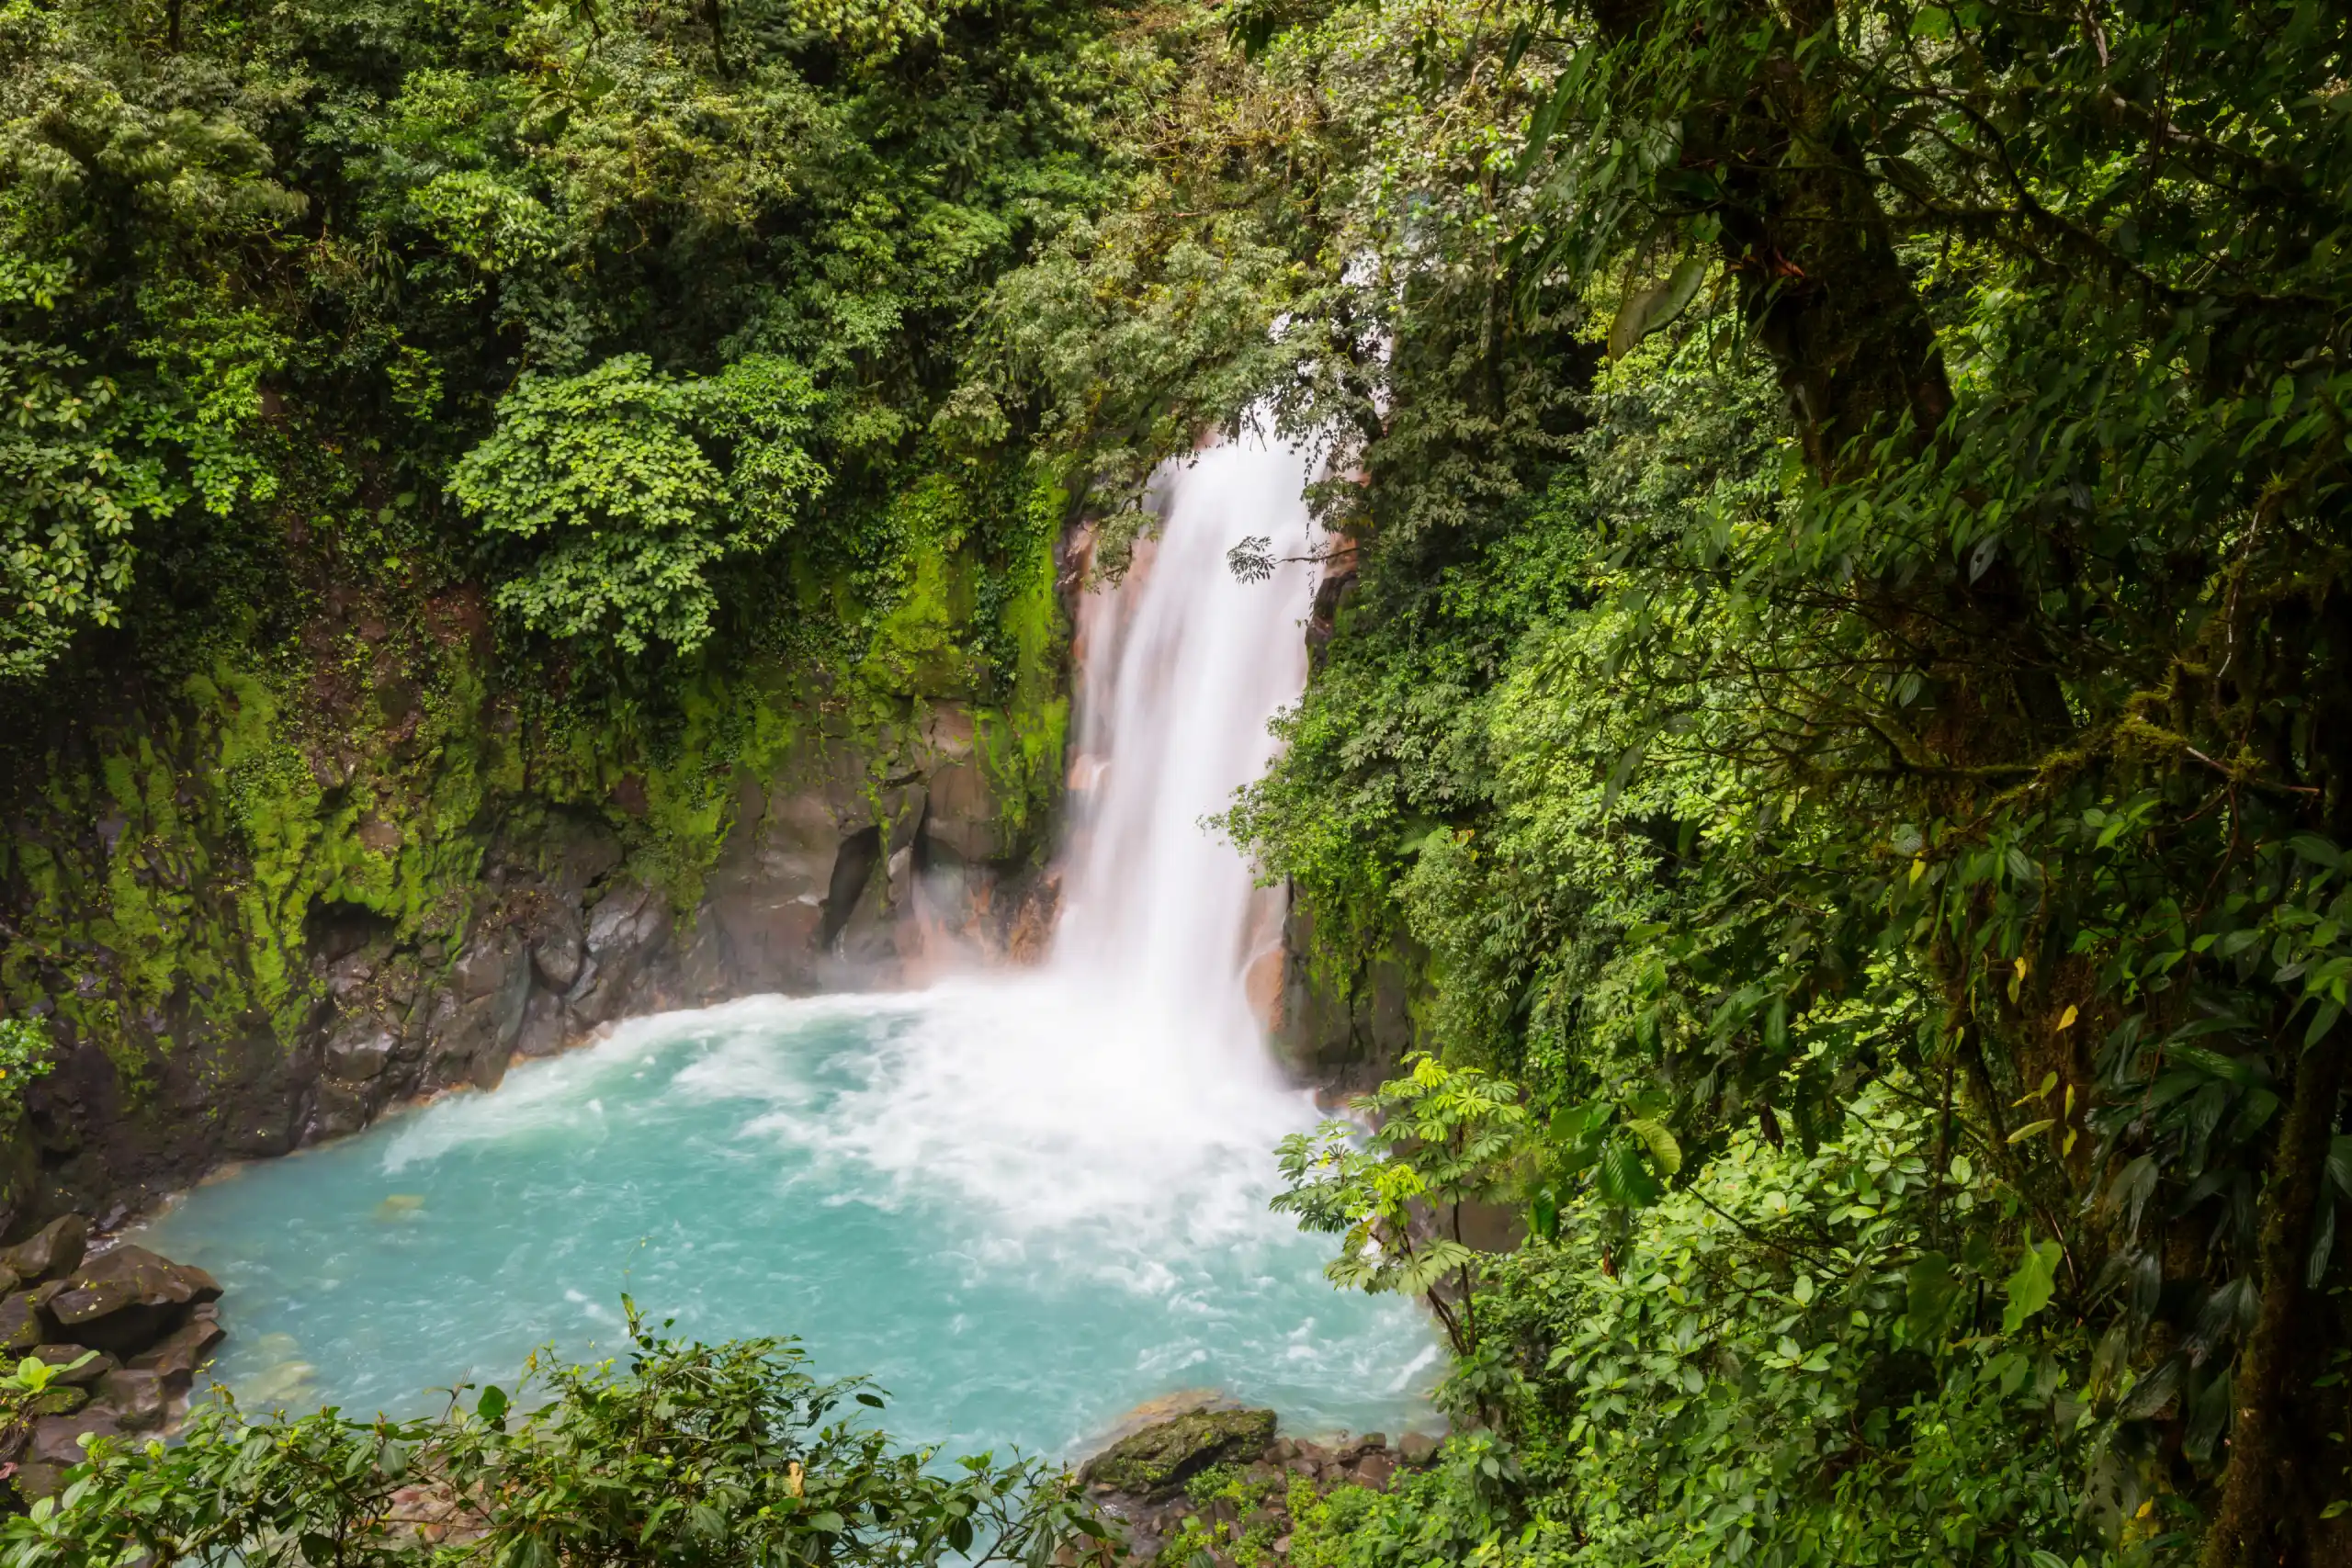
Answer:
[140,989,1440,1462]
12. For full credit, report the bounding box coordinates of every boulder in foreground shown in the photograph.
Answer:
[38,1246,221,1355]
[1079,1406,1277,1501]
[0,1220,229,1506]
[0,1218,87,1288]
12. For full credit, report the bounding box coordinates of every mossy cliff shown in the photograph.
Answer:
[0,479,1072,1226]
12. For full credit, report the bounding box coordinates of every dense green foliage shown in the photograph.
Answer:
[10,0,2352,1558]
[0,1023,52,1123]
[987,0,2352,1561]
[447,353,828,657]
[0,0,1134,693]
[0,1311,1106,1567]
[0,0,1129,1079]
[0,0,1158,701]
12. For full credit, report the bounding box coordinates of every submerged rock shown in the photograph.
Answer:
[235,1331,316,1409]
[1080,1405,1277,1501]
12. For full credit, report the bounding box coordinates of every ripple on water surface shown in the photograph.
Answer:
[138,985,1440,1460]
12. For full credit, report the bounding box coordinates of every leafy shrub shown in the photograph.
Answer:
[0,1019,52,1122]
[0,347,177,682]
[0,1351,95,1461]
[1281,1086,2101,1567]
[448,353,827,658]
[0,1308,1108,1567]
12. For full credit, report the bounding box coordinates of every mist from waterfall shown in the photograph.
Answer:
[140,433,1433,1456]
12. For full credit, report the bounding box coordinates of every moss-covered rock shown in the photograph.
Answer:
[0,1292,45,1352]
[1080,1407,1277,1500]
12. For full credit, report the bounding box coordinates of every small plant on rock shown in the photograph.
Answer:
[0,1022,53,1122]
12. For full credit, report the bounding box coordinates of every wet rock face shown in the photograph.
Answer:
[1266,900,1426,1093]
[39,1245,222,1355]
[0,1216,86,1290]
[128,1310,226,1392]
[0,1218,226,1505]
[11,701,1060,1224]
[0,1295,43,1352]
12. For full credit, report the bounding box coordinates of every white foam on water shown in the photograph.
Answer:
[774,978,1308,1238]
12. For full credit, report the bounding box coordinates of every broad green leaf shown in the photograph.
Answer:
[1905,1252,1959,1343]
[2290,834,2343,870]
[1598,1138,1662,1208]
[1625,1116,1682,1176]
[2001,1238,2063,1334]
[1607,254,1708,360]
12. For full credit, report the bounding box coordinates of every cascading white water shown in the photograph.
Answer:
[141,433,1433,1454]
[786,433,1328,1238]
[1052,436,1321,1066]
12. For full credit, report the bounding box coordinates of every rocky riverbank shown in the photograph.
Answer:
[0,1214,223,1504]
[1079,1404,1442,1565]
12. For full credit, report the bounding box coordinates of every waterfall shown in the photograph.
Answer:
[1049,435,1322,1060]
[141,428,1438,1453]
[774,433,1332,1237]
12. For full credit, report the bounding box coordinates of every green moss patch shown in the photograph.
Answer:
[1080,1407,1276,1501]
